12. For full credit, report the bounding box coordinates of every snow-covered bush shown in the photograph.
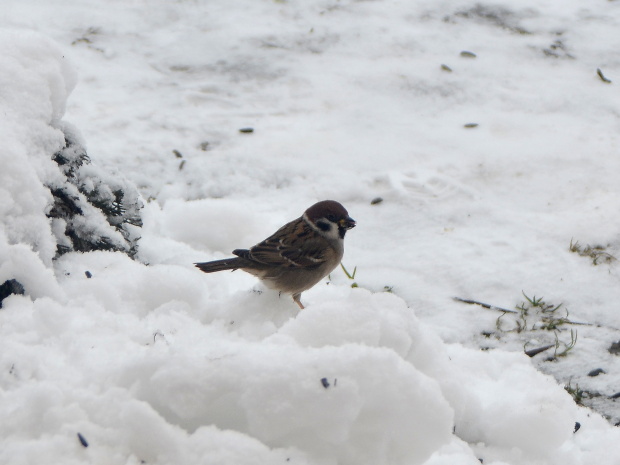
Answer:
[0,30,141,306]
[49,123,142,258]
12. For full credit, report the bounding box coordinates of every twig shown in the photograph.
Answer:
[524,344,554,358]
[453,296,594,326]
[597,68,612,84]
[452,297,517,314]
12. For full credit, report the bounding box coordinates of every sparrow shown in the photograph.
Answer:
[195,200,356,309]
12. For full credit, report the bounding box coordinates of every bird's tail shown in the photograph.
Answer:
[194,257,245,273]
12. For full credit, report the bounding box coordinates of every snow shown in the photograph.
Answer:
[2,1,620,464]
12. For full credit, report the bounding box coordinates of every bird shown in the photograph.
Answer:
[195,200,356,309]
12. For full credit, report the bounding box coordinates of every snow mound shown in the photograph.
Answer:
[0,29,141,306]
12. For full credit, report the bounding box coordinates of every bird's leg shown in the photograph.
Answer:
[292,293,305,310]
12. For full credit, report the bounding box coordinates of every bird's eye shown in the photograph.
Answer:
[326,214,336,222]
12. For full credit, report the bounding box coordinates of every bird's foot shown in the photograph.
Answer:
[292,294,305,310]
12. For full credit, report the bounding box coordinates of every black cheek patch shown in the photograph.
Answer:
[316,220,331,232]
[338,227,346,239]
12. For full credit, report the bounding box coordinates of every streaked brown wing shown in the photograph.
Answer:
[246,218,330,268]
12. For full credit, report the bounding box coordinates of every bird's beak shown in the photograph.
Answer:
[339,217,356,229]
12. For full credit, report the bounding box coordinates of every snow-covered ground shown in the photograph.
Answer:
[2,1,620,464]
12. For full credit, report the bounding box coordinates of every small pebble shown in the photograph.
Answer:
[464,123,479,128]
[587,368,606,377]
[199,141,210,151]
[172,149,183,158]
[608,340,620,355]
[179,160,186,171]
[610,392,620,399]
[239,127,254,133]
[573,422,581,433]
[441,64,453,72]
[85,271,92,279]
[321,377,330,388]
[370,197,383,205]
